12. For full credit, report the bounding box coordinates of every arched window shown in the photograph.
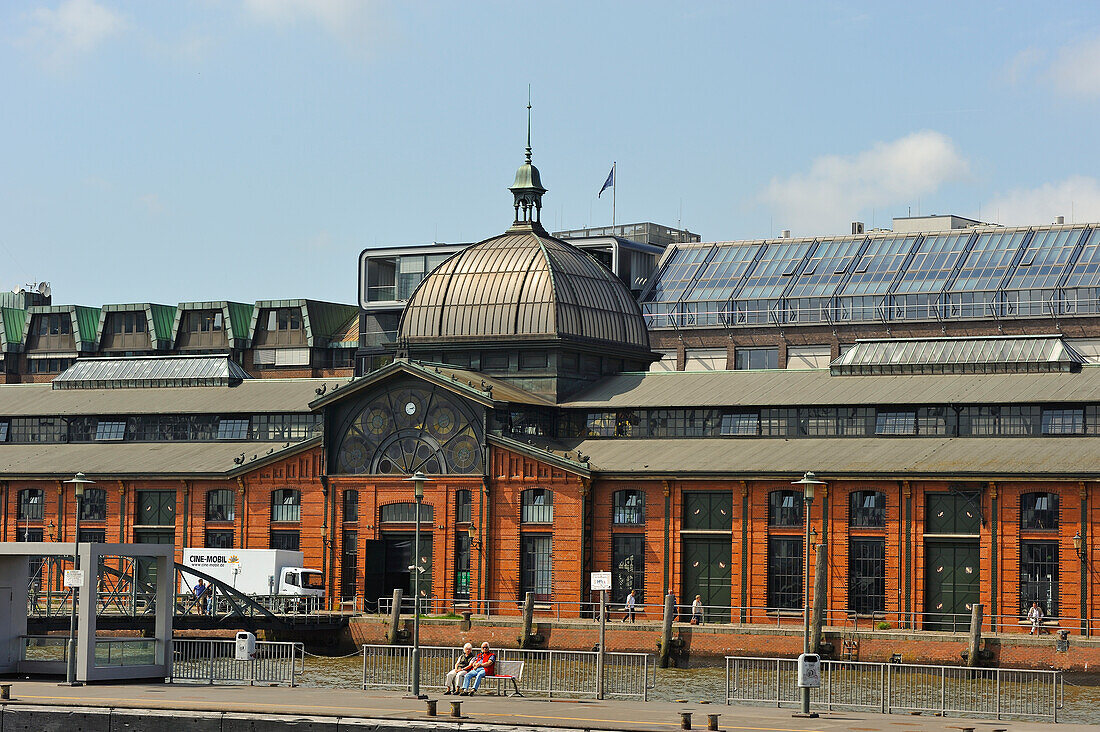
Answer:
[768,490,802,527]
[1021,492,1058,530]
[271,489,301,522]
[343,490,358,521]
[17,489,43,520]
[79,488,107,521]
[521,488,553,524]
[455,489,472,523]
[379,502,434,523]
[613,489,645,525]
[849,491,886,528]
[206,489,235,522]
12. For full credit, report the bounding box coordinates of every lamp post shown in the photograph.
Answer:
[1073,531,1085,561]
[791,471,825,717]
[404,471,432,699]
[63,472,95,686]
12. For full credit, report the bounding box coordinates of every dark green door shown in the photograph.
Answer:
[924,542,979,631]
[682,538,732,621]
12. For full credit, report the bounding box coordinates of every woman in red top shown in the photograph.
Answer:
[459,642,496,694]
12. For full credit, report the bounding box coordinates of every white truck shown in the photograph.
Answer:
[181,548,324,606]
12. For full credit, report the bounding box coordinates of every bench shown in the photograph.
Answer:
[485,660,524,697]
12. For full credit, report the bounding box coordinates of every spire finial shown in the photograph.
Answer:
[525,85,532,164]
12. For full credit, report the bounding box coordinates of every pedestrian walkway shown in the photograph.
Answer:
[0,680,1084,731]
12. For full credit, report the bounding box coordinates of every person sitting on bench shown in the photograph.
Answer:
[444,643,476,694]
[459,642,496,695]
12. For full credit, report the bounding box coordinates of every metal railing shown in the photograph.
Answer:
[170,639,303,686]
[376,595,1100,636]
[362,644,651,700]
[725,656,1063,722]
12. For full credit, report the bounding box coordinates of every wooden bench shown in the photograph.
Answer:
[485,660,524,697]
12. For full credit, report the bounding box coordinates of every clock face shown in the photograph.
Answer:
[405,401,417,415]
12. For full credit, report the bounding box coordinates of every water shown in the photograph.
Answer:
[299,654,1100,724]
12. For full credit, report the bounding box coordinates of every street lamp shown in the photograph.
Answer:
[791,471,825,717]
[1073,531,1085,561]
[403,471,432,699]
[63,472,95,686]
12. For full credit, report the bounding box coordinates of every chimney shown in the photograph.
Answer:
[852,221,865,235]
[1055,215,1065,225]
[780,229,791,238]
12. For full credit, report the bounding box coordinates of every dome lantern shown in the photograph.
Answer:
[508,97,547,232]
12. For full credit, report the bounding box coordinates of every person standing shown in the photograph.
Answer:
[193,579,208,615]
[691,595,704,625]
[444,643,476,694]
[460,642,496,695]
[623,590,637,623]
[1027,602,1043,635]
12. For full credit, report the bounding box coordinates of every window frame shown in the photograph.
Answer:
[206,489,236,523]
[271,489,302,523]
[1020,492,1059,531]
[17,488,44,521]
[1020,540,1058,616]
[79,487,107,522]
[848,538,886,615]
[848,490,886,528]
[343,489,359,522]
[612,489,645,525]
[768,490,804,528]
[521,488,554,524]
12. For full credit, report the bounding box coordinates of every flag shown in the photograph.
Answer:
[599,164,615,198]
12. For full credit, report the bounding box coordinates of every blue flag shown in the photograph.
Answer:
[599,164,615,198]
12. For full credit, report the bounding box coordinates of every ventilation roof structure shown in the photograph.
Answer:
[52,355,252,390]
[830,335,1086,375]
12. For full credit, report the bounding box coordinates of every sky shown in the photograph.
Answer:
[3,1,1100,306]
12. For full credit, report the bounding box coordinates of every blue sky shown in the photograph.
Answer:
[3,1,1100,306]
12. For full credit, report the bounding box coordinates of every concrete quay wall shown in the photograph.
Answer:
[349,615,1100,672]
[0,706,493,732]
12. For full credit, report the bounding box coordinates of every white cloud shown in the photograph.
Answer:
[1002,47,1045,87]
[1048,35,1100,98]
[760,131,969,235]
[987,176,1100,226]
[20,0,127,68]
[242,0,376,43]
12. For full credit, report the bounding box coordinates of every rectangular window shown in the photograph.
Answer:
[849,539,885,614]
[343,490,359,521]
[455,490,471,523]
[77,528,106,543]
[95,420,127,441]
[520,534,553,601]
[205,530,234,548]
[79,489,107,521]
[1020,541,1058,616]
[734,347,778,370]
[217,418,250,440]
[133,529,174,544]
[767,537,803,610]
[0,421,8,442]
[18,489,44,520]
[270,530,300,552]
[341,530,358,599]
[1041,408,1085,435]
[454,533,470,600]
[521,489,553,524]
[612,535,644,604]
[720,412,759,436]
[682,491,733,531]
[875,411,916,435]
[272,489,301,522]
[136,490,176,526]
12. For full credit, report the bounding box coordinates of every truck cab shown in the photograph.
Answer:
[279,567,324,597]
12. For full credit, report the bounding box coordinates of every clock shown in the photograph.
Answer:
[405,401,417,415]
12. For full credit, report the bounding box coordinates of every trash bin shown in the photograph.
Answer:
[797,653,821,688]
[235,631,257,661]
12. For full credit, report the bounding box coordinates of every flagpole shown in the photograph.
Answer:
[612,162,616,228]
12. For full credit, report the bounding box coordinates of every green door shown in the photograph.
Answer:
[682,538,732,621]
[924,542,979,631]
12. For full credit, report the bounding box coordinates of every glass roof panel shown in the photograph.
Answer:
[1062,228,1100,289]
[830,335,1085,374]
[642,245,712,303]
[839,234,919,296]
[682,243,762,302]
[892,232,971,295]
[1005,227,1085,290]
[785,236,865,299]
[734,239,814,300]
[52,356,251,389]
[949,229,1029,292]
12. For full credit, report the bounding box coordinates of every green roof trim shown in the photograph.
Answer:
[148,304,177,346]
[305,301,359,346]
[74,306,101,348]
[1,307,25,349]
[226,302,253,344]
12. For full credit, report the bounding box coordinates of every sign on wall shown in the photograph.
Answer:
[590,571,612,591]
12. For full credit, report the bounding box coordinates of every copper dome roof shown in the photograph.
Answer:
[398,228,651,352]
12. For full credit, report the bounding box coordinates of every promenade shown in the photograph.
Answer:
[0,680,1086,732]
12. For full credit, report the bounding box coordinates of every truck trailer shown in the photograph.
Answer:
[181,548,323,598]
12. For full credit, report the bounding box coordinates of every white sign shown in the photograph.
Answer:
[63,569,85,588]
[590,571,612,591]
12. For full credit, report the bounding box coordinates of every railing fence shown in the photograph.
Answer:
[170,639,303,686]
[362,644,650,700]
[725,656,1063,722]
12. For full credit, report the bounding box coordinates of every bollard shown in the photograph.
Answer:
[706,713,720,731]
[424,699,437,716]
[680,711,692,730]
[0,683,10,700]
[450,700,463,718]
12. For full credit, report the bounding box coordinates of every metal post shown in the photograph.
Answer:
[412,492,422,697]
[597,590,606,699]
[65,493,82,685]
[800,491,813,715]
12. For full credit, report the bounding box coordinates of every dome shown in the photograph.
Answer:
[399,229,651,352]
